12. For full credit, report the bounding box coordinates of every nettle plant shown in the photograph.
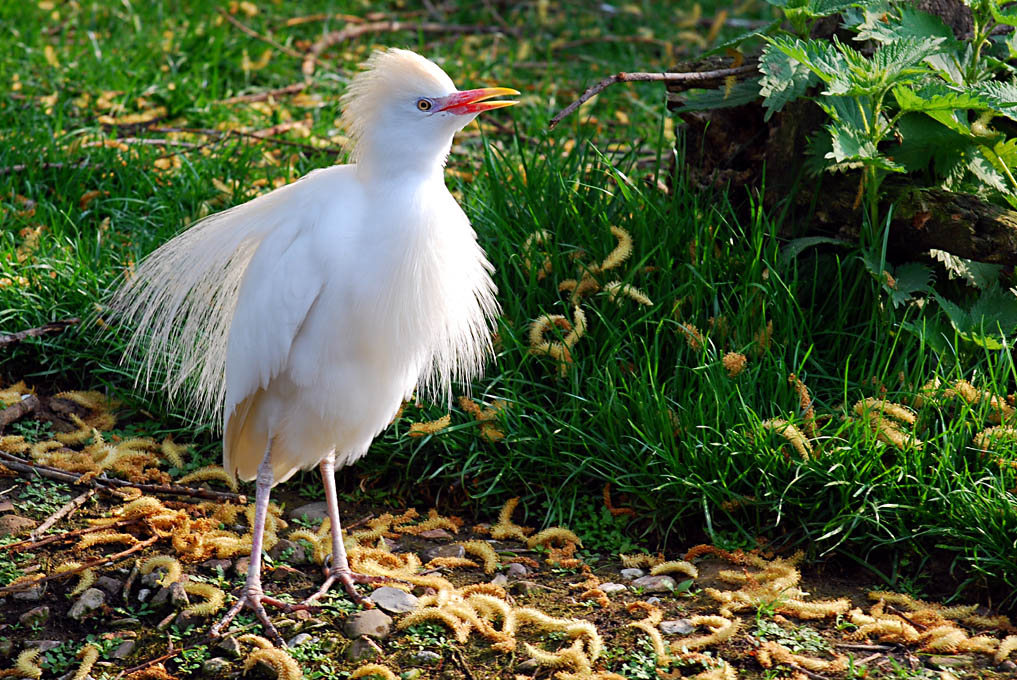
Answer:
[694,0,1017,345]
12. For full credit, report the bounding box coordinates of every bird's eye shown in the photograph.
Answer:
[416,98,433,112]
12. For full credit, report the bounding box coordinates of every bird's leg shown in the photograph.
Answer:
[301,452,389,606]
[211,442,289,645]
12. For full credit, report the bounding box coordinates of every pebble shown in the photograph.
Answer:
[345,637,381,662]
[489,573,509,587]
[630,575,676,593]
[19,606,49,627]
[410,650,442,666]
[509,580,542,596]
[369,586,419,614]
[110,618,141,629]
[505,563,530,580]
[173,611,202,629]
[660,619,695,635]
[516,658,540,674]
[215,636,243,659]
[0,514,36,537]
[343,609,393,640]
[999,660,1017,673]
[202,657,233,674]
[600,582,627,594]
[234,557,251,577]
[619,568,645,580]
[13,585,44,602]
[422,544,465,562]
[646,596,662,604]
[287,633,315,648]
[111,640,136,660]
[25,640,62,653]
[200,558,232,572]
[95,576,123,597]
[416,528,453,540]
[269,538,308,565]
[928,655,973,669]
[287,501,329,522]
[140,572,164,589]
[68,588,106,620]
[136,588,152,603]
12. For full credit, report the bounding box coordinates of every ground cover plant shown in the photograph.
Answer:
[2,0,1017,677]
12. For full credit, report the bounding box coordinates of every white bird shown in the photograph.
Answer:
[108,48,516,642]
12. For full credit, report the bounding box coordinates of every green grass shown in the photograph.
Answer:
[2,0,1017,603]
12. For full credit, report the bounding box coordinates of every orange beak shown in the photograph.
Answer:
[437,87,520,115]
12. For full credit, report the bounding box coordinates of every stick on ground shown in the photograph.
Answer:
[0,318,79,347]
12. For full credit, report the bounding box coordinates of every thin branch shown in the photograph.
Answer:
[0,450,247,503]
[30,487,95,539]
[0,395,39,431]
[218,82,307,105]
[547,65,759,130]
[0,318,79,347]
[0,518,142,552]
[82,138,200,149]
[0,534,158,595]
[149,125,344,156]
[0,161,91,176]
[303,21,512,77]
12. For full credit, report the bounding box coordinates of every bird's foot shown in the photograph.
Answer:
[210,583,292,646]
[300,567,396,607]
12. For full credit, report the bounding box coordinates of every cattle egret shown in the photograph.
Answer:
[108,48,515,643]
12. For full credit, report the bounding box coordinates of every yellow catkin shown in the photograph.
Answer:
[401,509,461,534]
[350,664,398,680]
[604,281,652,306]
[722,352,746,378]
[177,465,238,491]
[243,648,303,680]
[650,560,698,579]
[964,614,1014,630]
[460,540,499,573]
[788,374,816,438]
[398,607,472,642]
[407,414,451,437]
[72,645,99,680]
[12,649,42,680]
[600,226,633,271]
[973,426,1017,451]
[760,418,813,459]
[996,635,1017,663]
[160,436,187,468]
[491,497,533,542]
[522,229,553,280]
[854,397,916,425]
[920,625,967,653]
[182,582,226,616]
[779,598,851,620]
[527,527,583,549]
[672,616,739,651]
[426,557,480,570]
[74,531,138,551]
[139,555,183,586]
[619,553,664,569]
[0,435,30,454]
[756,641,847,672]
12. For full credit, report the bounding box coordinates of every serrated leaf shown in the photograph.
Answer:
[894,113,975,173]
[934,285,1017,348]
[968,151,1013,195]
[759,44,818,120]
[929,249,1002,289]
[892,83,991,114]
[703,19,782,56]
[871,37,945,81]
[670,78,761,112]
[990,0,1017,28]
[970,81,1017,122]
[765,34,846,85]
[857,6,957,43]
[826,121,877,161]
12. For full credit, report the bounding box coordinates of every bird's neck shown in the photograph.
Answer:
[352,135,453,183]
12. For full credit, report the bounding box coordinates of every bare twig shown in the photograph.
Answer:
[30,487,95,539]
[217,8,307,61]
[0,450,247,503]
[451,647,477,680]
[0,395,39,431]
[547,65,759,129]
[149,125,344,156]
[0,318,79,347]
[0,161,91,175]
[302,21,512,77]
[83,138,200,149]
[0,518,142,552]
[219,82,307,105]
[0,534,158,595]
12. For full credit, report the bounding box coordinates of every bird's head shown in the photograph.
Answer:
[341,48,518,175]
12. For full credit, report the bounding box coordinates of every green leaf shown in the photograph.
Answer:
[892,83,992,114]
[934,284,1017,348]
[703,19,782,56]
[759,44,819,120]
[929,249,1002,289]
[780,236,851,262]
[861,253,933,308]
[825,121,904,171]
[970,81,1017,122]
[894,113,978,175]
[855,6,957,43]
[968,151,1013,195]
[871,37,946,82]
[990,0,1017,28]
[764,34,846,85]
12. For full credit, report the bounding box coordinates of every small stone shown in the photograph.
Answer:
[600,582,627,594]
[136,588,152,602]
[489,573,509,587]
[509,580,542,596]
[928,655,974,670]
[999,660,1017,673]
[13,585,44,602]
[416,528,453,540]
[369,586,419,614]
[269,538,307,565]
[151,586,172,607]
[169,582,190,608]
[215,636,243,659]
[202,657,233,674]
[200,559,232,572]
[630,575,676,593]
[25,640,62,653]
[173,611,202,629]
[422,544,465,562]
[0,514,36,537]
[660,619,695,635]
[287,633,314,648]
[19,606,49,627]
[345,637,381,662]
[344,609,393,640]
[95,576,123,597]
[505,563,530,579]
[234,557,251,577]
[619,568,645,580]
[68,588,106,620]
[110,618,141,629]
[646,596,662,604]
[516,658,540,674]
[111,640,136,660]
[140,572,164,588]
[410,650,442,666]
[0,501,13,513]
[287,502,328,522]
